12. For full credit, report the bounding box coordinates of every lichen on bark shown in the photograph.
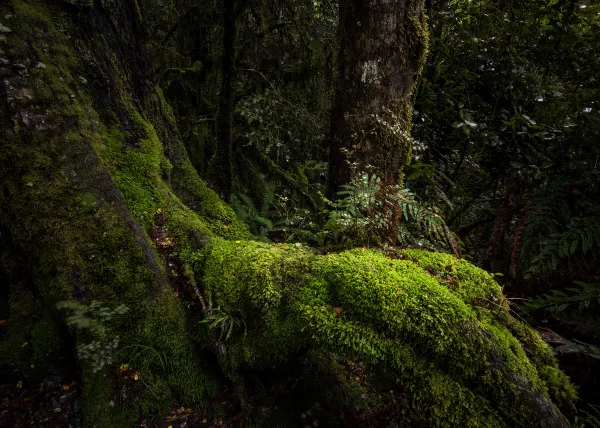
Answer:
[328,0,429,196]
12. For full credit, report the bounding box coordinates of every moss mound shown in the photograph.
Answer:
[191,241,576,427]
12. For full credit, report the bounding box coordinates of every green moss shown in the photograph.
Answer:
[538,366,578,413]
[141,294,217,405]
[146,87,251,241]
[498,313,577,415]
[401,248,504,304]
[192,243,575,426]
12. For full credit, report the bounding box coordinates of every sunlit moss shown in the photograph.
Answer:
[191,243,575,426]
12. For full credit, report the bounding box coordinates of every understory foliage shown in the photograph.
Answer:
[232,172,459,254]
[525,281,600,346]
[575,404,600,428]
[57,301,129,373]
[323,173,458,252]
[519,177,600,278]
[408,0,600,413]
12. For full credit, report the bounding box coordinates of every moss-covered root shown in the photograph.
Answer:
[193,241,576,427]
[0,0,245,425]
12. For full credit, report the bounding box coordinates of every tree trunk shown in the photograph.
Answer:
[207,0,237,200]
[0,1,575,426]
[482,186,522,274]
[327,0,429,197]
[0,0,249,423]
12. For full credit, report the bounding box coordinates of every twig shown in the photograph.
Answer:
[139,376,159,400]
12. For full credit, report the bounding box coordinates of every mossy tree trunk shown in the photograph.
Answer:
[0,0,249,424]
[0,0,577,427]
[327,0,429,197]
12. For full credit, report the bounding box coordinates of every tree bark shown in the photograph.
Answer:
[327,0,429,197]
[0,0,248,423]
[207,0,237,200]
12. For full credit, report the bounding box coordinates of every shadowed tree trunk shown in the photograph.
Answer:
[328,0,429,197]
[0,0,576,426]
[207,0,237,200]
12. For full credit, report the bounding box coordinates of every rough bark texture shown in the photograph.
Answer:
[0,1,577,427]
[0,0,248,424]
[328,0,429,197]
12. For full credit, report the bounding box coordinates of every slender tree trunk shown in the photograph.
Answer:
[207,0,237,200]
[482,186,522,274]
[328,0,429,197]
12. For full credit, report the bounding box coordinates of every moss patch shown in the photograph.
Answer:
[191,243,575,427]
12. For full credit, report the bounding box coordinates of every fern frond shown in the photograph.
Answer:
[520,178,600,277]
[525,281,600,314]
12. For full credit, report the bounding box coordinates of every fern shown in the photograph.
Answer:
[230,191,274,237]
[200,307,247,341]
[324,173,457,252]
[392,188,455,250]
[520,179,600,278]
[575,404,600,428]
[525,281,600,314]
[57,300,129,373]
[524,281,600,340]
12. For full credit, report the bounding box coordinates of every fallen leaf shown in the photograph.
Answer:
[21,341,28,348]
[63,385,70,391]
[54,408,62,413]
[133,373,139,381]
[16,381,23,389]
[447,276,460,289]
[120,363,129,372]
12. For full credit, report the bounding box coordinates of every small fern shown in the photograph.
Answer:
[520,179,600,278]
[324,173,457,252]
[57,300,129,373]
[230,192,274,237]
[525,281,600,314]
[200,307,247,341]
[575,404,600,428]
